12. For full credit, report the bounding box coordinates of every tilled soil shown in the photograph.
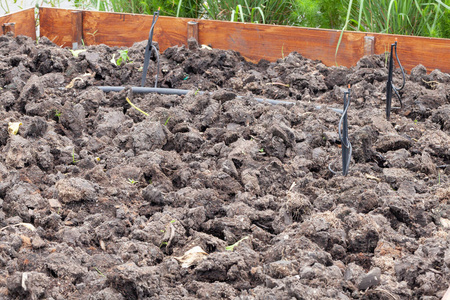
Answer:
[0,33,449,300]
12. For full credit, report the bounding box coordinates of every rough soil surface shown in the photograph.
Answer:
[0,33,449,300]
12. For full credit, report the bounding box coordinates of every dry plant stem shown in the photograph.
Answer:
[267,82,289,87]
[125,97,149,116]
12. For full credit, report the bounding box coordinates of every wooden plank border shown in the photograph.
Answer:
[39,7,450,73]
[0,8,36,39]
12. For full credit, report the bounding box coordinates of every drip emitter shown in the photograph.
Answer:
[329,85,352,176]
[141,9,160,87]
[386,39,406,120]
[97,9,295,106]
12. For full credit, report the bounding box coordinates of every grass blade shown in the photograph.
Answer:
[335,0,354,65]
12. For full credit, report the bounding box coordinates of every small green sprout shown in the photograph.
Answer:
[170,219,176,223]
[259,148,265,153]
[127,178,139,185]
[160,241,168,248]
[54,109,62,122]
[112,49,132,66]
[194,89,199,95]
[69,49,86,58]
[164,116,171,126]
[72,149,79,164]
[93,267,106,277]
[414,119,418,125]
[226,236,249,251]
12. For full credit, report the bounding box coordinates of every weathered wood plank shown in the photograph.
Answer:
[82,10,189,51]
[38,7,450,73]
[371,33,450,73]
[187,21,198,43]
[39,7,74,47]
[71,11,83,49]
[0,8,36,39]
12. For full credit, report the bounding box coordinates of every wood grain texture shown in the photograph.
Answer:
[38,8,450,73]
[71,11,83,49]
[187,21,198,43]
[82,10,189,50]
[371,33,450,73]
[2,23,15,35]
[39,8,74,47]
[0,8,36,39]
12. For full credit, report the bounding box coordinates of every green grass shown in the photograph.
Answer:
[341,0,450,37]
[336,0,449,62]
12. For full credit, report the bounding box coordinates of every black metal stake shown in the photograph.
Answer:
[386,40,406,120]
[141,9,160,87]
[341,86,351,176]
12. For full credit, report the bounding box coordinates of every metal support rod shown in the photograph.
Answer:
[386,40,406,120]
[386,42,395,120]
[97,86,296,105]
[141,10,160,87]
[341,86,351,176]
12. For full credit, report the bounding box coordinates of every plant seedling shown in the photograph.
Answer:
[226,236,249,251]
[93,267,106,277]
[54,109,62,122]
[164,116,171,126]
[69,49,86,58]
[72,148,79,164]
[127,178,139,185]
[87,30,98,43]
[111,49,132,66]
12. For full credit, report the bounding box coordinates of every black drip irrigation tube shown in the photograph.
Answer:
[386,40,406,120]
[98,9,295,106]
[329,85,352,176]
[97,86,296,106]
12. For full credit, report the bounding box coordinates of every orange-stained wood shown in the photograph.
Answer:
[2,23,15,35]
[71,11,83,49]
[39,7,74,47]
[0,8,36,39]
[187,21,198,43]
[38,7,450,73]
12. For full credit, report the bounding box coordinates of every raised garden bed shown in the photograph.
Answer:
[0,7,450,300]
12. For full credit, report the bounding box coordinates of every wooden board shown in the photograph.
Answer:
[372,33,450,74]
[0,8,36,39]
[39,7,74,47]
[38,7,450,73]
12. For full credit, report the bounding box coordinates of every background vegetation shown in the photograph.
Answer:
[2,0,449,38]
[341,0,450,38]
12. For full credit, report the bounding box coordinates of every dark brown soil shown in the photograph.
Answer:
[0,33,449,300]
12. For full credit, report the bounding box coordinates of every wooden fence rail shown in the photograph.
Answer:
[2,8,450,73]
[0,8,36,39]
